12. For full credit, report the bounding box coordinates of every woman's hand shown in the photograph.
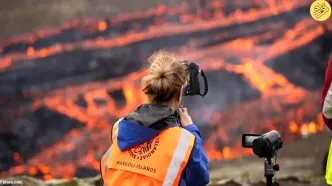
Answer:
[178,107,193,127]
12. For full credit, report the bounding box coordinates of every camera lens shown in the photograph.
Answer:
[253,138,268,157]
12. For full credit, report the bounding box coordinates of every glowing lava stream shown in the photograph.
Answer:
[0,15,327,179]
[1,0,331,180]
[0,3,187,48]
[29,17,325,120]
[0,0,316,71]
[175,18,324,99]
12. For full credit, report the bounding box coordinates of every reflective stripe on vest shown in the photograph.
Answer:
[102,147,111,186]
[163,129,193,186]
[101,124,195,186]
[112,118,121,141]
[101,119,121,186]
[326,141,332,185]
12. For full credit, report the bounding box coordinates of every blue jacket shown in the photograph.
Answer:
[115,104,210,186]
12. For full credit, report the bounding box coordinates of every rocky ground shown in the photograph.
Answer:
[1,175,327,186]
[1,131,331,186]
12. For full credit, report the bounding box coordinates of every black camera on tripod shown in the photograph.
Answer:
[242,130,283,186]
[242,130,283,158]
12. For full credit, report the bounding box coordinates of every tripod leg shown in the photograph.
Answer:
[265,175,273,186]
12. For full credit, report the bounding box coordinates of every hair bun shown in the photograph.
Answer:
[158,71,167,79]
[142,51,188,103]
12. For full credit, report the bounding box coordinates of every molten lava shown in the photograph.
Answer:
[0,0,331,181]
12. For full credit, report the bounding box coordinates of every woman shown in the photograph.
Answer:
[100,51,210,186]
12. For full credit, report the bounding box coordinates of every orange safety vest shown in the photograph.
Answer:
[100,119,195,186]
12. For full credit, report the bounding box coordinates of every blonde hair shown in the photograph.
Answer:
[142,51,188,103]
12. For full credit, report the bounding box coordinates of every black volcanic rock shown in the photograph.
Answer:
[75,167,99,178]
[0,107,84,171]
[265,32,332,90]
[0,47,141,96]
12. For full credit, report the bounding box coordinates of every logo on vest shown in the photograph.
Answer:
[129,137,160,160]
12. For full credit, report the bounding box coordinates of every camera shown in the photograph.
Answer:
[242,130,283,186]
[182,62,208,97]
[242,130,282,158]
[174,61,208,125]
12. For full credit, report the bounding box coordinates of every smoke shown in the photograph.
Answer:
[182,69,261,126]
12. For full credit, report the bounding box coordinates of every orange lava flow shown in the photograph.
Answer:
[0,0,316,71]
[0,0,330,181]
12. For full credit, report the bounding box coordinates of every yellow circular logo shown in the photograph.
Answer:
[310,0,331,21]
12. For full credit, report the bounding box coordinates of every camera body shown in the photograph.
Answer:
[182,61,208,97]
[174,61,208,124]
[242,130,283,158]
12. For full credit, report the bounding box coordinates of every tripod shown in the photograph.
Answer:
[264,157,280,186]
